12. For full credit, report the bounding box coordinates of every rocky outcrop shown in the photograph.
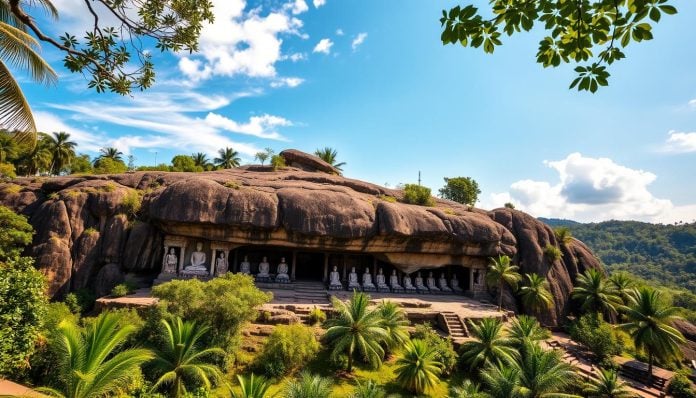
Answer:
[0,150,603,325]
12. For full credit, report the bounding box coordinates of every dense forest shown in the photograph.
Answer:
[541,218,696,293]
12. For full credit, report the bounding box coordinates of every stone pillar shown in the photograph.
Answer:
[291,251,297,281]
[342,255,347,280]
[323,253,329,282]
[468,267,474,291]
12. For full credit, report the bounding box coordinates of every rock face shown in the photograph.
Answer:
[0,150,602,325]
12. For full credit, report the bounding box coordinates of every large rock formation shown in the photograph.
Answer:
[0,150,602,325]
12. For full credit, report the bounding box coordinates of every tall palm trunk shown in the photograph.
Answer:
[498,280,504,311]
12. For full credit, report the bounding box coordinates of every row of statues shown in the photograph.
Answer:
[169,244,288,281]
[329,266,463,294]
[238,256,290,283]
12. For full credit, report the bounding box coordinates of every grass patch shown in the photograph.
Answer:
[223,180,241,189]
[2,184,22,195]
[377,194,397,203]
[544,244,563,261]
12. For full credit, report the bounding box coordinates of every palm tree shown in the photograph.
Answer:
[572,269,622,319]
[0,7,58,145]
[0,131,18,162]
[519,273,554,316]
[459,317,517,372]
[507,315,550,346]
[283,372,332,398]
[608,272,635,305]
[449,380,488,398]
[214,147,241,169]
[514,342,580,397]
[324,291,388,372]
[619,287,685,378]
[45,131,76,175]
[192,152,211,169]
[395,339,443,395]
[486,255,522,311]
[350,380,384,398]
[554,227,573,244]
[97,147,123,162]
[377,300,410,351]
[17,135,51,175]
[583,368,636,397]
[232,373,272,398]
[480,364,522,398]
[314,147,346,171]
[254,151,269,165]
[37,312,153,398]
[150,317,225,398]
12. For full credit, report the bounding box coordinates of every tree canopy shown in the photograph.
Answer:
[440,0,678,92]
[439,176,480,206]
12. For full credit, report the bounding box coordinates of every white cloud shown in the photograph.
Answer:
[270,77,305,88]
[336,28,344,36]
[664,130,696,153]
[486,153,696,223]
[282,52,307,62]
[178,0,306,82]
[313,38,333,54]
[45,89,291,156]
[313,0,326,8]
[688,99,696,108]
[204,113,291,140]
[351,32,368,51]
[34,111,104,153]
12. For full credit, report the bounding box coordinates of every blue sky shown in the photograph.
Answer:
[18,0,696,223]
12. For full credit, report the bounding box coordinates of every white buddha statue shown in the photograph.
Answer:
[348,267,360,289]
[403,273,417,292]
[414,272,428,292]
[163,248,178,274]
[215,251,228,275]
[329,266,342,290]
[257,256,270,278]
[375,268,390,292]
[362,267,376,291]
[276,257,290,282]
[184,242,208,273]
[389,270,403,292]
[438,273,452,292]
[239,255,251,274]
[426,271,440,292]
[450,274,463,292]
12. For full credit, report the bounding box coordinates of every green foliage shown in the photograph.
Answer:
[45,132,77,175]
[503,202,515,209]
[449,380,487,398]
[27,302,78,386]
[570,314,621,361]
[122,190,143,219]
[111,283,131,297]
[583,368,635,398]
[37,311,154,398]
[64,288,97,314]
[314,147,346,172]
[68,154,93,174]
[572,269,622,318]
[93,157,128,174]
[458,318,516,372]
[518,273,553,315]
[507,315,551,346]
[554,227,573,244]
[376,300,410,352]
[150,317,225,398]
[411,324,457,377]
[151,273,271,351]
[668,369,696,398]
[0,162,16,179]
[402,184,435,206]
[325,291,388,372]
[283,372,333,398]
[486,255,522,311]
[439,176,481,206]
[0,256,47,377]
[308,306,327,325]
[214,147,241,169]
[232,373,272,398]
[0,205,33,261]
[255,323,320,378]
[376,194,397,203]
[394,339,442,395]
[440,0,677,92]
[543,244,563,261]
[270,154,286,170]
[171,155,203,172]
[349,380,384,398]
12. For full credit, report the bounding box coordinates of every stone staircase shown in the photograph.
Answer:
[292,281,329,303]
[441,312,468,338]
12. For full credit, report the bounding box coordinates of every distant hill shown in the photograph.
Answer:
[539,218,696,293]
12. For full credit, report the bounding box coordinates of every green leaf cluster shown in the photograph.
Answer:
[440,0,678,92]
[402,184,435,206]
[439,176,480,206]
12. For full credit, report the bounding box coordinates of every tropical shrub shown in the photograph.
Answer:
[350,380,384,398]
[411,323,457,376]
[270,154,286,170]
[570,314,621,360]
[0,256,47,377]
[668,369,696,398]
[458,318,516,373]
[93,157,128,174]
[0,163,16,179]
[543,244,563,261]
[64,288,97,314]
[27,302,78,385]
[308,307,327,325]
[111,283,130,297]
[152,273,271,351]
[583,368,635,398]
[122,190,142,219]
[283,372,332,398]
[255,323,320,377]
[232,373,271,398]
[0,205,33,262]
[402,184,435,206]
[377,300,410,352]
[394,339,442,395]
